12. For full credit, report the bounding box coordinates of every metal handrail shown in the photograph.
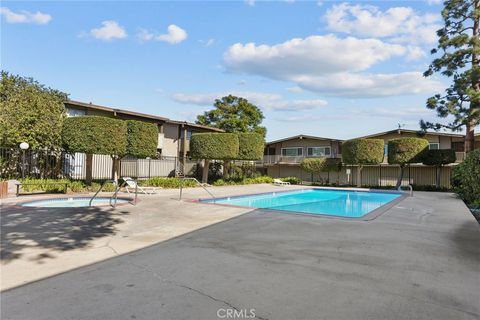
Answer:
[398,184,413,197]
[89,180,114,206]
[109,181,128,208]
[179,177,216,202]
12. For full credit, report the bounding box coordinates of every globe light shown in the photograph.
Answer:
[19,142,29,150]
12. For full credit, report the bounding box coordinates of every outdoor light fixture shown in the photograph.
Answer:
[19,142,29,179]
[19,142,29,150]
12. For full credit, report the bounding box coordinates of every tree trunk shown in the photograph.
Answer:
[356,165,362,187]
[111,156,120,184]
[202,159,210,183]
[223,160,230,179]
[465,121,476,153]
[396,165,405,189]
[85,153,93,185]
[436,166,442,189]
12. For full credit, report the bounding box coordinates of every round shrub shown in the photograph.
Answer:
[300,158,327,174]
[452,149,480,207]
[62,116,127,156]
[388,138,429,165]
[126,120,158,158]
[342,139,384,165]
[237,133,264,160]
[190,133,239,160]
[324,158,343,172]
[422,149,456,166]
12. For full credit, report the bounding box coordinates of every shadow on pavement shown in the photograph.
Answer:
[0,204,126,263]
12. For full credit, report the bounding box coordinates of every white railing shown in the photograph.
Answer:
[257,155,340,165]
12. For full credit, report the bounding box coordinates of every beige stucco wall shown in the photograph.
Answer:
[162,123,180,158]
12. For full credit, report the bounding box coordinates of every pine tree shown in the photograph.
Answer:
[422,0,480,152]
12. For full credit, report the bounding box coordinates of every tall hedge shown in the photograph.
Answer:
[422,149,456,188]
[300,158,327,182]
[388,137,429,188]
[388,138,429,165]
[422,149,456,166]
[126,120,158,158]
[62,116,127,155]
[190,133,239,183]
[190,133,239,160]
[452,149,480,207]
[237,133,264,160]
[342,139,384,187]
[342,139,384,165]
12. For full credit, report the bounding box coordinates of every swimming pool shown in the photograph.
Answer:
[201,189,403,218]
[21,197,131,208]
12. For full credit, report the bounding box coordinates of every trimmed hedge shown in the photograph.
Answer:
[388,138,429,165]
[422,149,456,166]
[126,120,158,158]
[62,116,127,155]
[324,158,343,172]
[138,177,197,188]
[452,149,480,207]
[342,139,384,165]
[190,133,239,160]
[237,133,264,160]
[212,176,273,186]
[300,158,327,173]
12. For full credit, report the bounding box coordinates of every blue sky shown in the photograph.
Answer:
[2,0,454,141]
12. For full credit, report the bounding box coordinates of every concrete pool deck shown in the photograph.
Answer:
[1,185,479,319]
[1,184,306,291]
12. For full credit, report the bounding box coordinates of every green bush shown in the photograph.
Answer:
[422,149,456,166]
[281,176,301,185]
[228,162,260,180]
[18,178,118,193]
[300,158,327,173]
[126,120,158,158]
[212,176,273,186]
[237,133,264,160]
[452,149,480,207]
[62,116,127,156]
[138,177,197,188]
[388,138,429,165]
[342,139,384,165]
[190,133,239,160]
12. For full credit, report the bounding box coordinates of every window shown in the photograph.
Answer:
[451,141,464,152]
[180,129,193,140]
[282,147,303,156]
[307,147,331,157]
[384,144,388,156]
[66,108,86,117]
[429,143,440,150]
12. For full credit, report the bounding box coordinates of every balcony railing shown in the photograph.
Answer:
[257,155,339,165]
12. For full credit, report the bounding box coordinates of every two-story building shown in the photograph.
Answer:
[258,129,470,188]
[64,100,223,163]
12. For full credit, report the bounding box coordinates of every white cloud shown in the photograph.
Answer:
[171,91,328,112]
[324,3,440,44]
[295,72,442,98]
[90,20,127,41]
[199,38,215,47]
[426,0,442,5]
[137,24,187,44]
[224,35,410,78]
[0,7,51,24]
[286,86,303,93]
[223,34,441,98]
[245,0,256,6]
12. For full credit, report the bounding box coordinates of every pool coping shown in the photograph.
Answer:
[191,187,408,221]
[7,195,137,209]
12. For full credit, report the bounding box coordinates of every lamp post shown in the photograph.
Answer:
[19,142,29,179]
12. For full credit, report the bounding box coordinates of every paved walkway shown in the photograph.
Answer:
[0,184,305,290]
[1,188,478,319]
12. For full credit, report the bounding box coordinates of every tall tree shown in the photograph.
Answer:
[422,0,480,153]
[196,95,266,137]
[0,71,68,149]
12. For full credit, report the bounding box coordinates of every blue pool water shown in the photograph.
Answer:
[203,189,402,218]
[21,197,131,208]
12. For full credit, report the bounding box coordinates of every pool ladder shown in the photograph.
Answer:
[178,177,216,202]
[397,184,413,197]
[89,179,138,208]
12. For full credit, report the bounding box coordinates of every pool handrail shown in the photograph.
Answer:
[179,177,215,202]
[89,179,137,208]
[397,184,413,197]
